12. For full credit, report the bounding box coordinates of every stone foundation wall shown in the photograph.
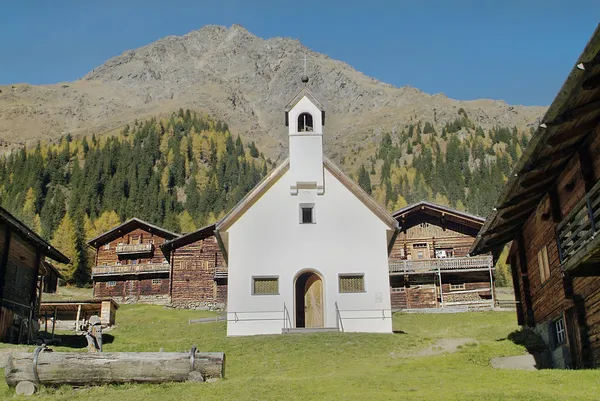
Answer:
[170,300,226,311]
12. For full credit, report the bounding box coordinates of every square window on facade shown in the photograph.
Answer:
[103,243,110,250]
[252,277,279,295]
[107,281,116,287]
[339,274,365,293]
[300,204,315,224]
[537,246,551,283]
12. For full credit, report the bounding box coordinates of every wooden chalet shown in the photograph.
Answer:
[160,224,227,310]
[388,202,495,310]
[0,206,70,343]
[471,24,600,369]
[88,218,179,304]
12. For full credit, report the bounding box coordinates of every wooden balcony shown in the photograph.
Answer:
[557,179,600,275]
[115,243,154,256]
[389,255,493,275]
[92,263,170,277]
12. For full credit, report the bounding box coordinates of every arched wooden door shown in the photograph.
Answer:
[304,273,324,328]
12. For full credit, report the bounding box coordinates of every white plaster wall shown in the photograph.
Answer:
[226,168,393,336]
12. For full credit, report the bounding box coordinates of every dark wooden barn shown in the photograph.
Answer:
[0,206,70,343]
[161,224,227,310]
[471,24,600,369]
[388,202,495,310]
[88,218,179,304]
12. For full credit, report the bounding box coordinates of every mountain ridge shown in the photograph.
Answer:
[0,24,546,161]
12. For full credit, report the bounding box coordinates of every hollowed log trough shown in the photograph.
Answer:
[5,347,225,389]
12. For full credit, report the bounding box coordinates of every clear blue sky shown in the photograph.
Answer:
[1,0,598,105]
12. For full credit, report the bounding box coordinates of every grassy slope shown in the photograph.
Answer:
[1,305,598,400]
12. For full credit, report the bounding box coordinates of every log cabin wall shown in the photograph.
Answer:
[92,227,172,304]
[388,209,492,310]
[389,272,492,309]
[508,134,600,368]
[0,221,40,343]
[390,219,479,260]
[170,235,227,310]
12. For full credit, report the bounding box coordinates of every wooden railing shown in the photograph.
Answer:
[389,255,493,274]
[557,179,600,265]
[214,267,228,279]
[115,243,154,255]
[92,263,170,277]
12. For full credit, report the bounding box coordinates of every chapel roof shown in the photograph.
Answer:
[284,87,325,112]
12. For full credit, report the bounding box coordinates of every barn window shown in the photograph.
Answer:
[252,277,279,295]
[297,113,313,132]
[339,274,365,293]
[555,317,566,344]
[300,204,315,224]
[103,243,110,250]
[152,278,162,285]
[107,281,116,287]
[537,246,550,283]
[449,283,466,291]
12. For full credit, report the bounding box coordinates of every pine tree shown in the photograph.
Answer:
[357,165,372,195]
[51,213,80,283]
[179,211,197,234]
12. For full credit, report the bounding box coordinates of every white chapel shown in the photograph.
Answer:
[215,76,398,336]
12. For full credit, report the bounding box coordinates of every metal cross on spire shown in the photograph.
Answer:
[301,53,308,75]
[300,53,309,85]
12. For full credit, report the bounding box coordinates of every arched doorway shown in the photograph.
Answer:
[295,271,324,328]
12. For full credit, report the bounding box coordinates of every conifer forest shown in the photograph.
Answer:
[0,108,523,285]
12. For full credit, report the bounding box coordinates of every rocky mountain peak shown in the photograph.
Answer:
[0,24,546,160]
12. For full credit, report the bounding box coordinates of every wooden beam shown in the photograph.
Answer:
[519,166,563,189]
[499,182,550,209]
[578,145,596,192]
[509,254,525,326]
[27,249,42,343]
[547,118,599,147]
[550,99,600,125]
[582,73,600,90]
[516,231,535,327]
[523,143,582,172]
[499,202,538,220]
[0,225,11,305]
[484,215,529,235]
[548,185,562,223]
[481,230,519,249]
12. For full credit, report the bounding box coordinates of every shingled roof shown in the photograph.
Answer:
[0,206,69,264]
[87,218,180,248]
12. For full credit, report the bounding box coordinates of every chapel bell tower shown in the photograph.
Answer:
[284,75,326,195]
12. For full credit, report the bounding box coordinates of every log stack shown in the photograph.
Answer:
[5,347,225,391]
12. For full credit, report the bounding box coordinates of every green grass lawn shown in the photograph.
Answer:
[1,305,598,400]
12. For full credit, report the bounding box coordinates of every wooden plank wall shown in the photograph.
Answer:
[390,273,491,309]
[509,133,600,367]
[3,234,37,315]
[93,228,172,302]
[170,236,227,309]
[390,221,479,260]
